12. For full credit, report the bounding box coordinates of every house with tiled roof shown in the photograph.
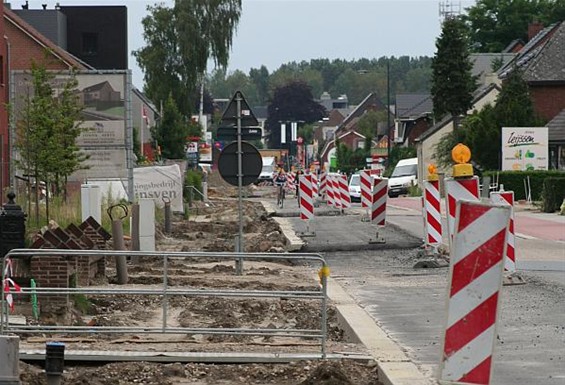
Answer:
[414,83,501,184]
[394,93,433,147]
[499,21,565,169]
[319,92,391,169]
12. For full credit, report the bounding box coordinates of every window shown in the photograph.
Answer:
[82,33,98,55]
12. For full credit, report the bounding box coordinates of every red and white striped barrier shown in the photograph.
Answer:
[3,258,21,313]
[371,178,388,225]
[299,174,314,220]
[439,200,510,385]
[331,175,342,209]
[326,175,335,207]
[286,172,295,193]
[319,172,327,199]
[311,173,318,199]
[444,176,480,243]
[424,179,443,247]
[490,191,516,272]
[339,174,351,209]
[360,170,372,209]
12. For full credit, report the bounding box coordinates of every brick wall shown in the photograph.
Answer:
[530,85,565,122]
[5,21,72,71]
[30,255,69,311]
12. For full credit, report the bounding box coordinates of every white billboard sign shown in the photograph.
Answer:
[502,127,548,171]
[133,164,184,212]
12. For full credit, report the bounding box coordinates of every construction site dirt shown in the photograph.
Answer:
[16,173,383,385]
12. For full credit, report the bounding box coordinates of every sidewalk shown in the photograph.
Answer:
[388,196,565,271]
[388,196,565,242]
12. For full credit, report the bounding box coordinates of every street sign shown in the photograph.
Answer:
[218,141,262,186]
[217,125,262,141]
[219,91,259,127]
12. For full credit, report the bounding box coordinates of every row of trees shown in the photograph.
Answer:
[132,0,563,171]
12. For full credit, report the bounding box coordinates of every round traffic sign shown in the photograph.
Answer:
[218,141,262,186]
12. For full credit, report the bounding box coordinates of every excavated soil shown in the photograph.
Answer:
[16,173,382,384]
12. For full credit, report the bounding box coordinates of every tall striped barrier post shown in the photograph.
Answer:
[490,191,515,272]
[414,166,449,268]
[331,175,342,211]
[424,165,443,251]
[360,170,372,221]
[298,174,315,237]
[369,177,388,244]
[326,174,335,207]
[444,144,480,249]
[490,191,524,285]
[439,200,511,385]
[339,174,351,210]
[445,176,480,246]
[311,172,319,207]
[319,172,327,200]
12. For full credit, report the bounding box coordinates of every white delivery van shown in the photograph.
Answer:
[258,157,276,182]
[388,157,418,198]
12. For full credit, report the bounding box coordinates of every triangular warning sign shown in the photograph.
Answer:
[219,91,259,127]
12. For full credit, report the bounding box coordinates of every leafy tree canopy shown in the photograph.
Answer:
[266,81,327,148]
[431,16,476,121]
[134,0,242,117]
[463,0,565,53]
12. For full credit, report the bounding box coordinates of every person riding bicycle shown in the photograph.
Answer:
[273,169,287,186]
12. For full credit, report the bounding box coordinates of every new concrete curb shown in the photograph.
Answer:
[266,200,435,385]
[327,278,435,385]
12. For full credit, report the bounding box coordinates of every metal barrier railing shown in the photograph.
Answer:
[1,249,329,357]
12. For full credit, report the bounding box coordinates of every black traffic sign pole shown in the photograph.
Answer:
[236,93,244,275]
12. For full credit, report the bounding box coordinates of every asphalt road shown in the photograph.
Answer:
[261,189,565,385]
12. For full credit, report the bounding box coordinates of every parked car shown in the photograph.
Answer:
[388,157,418,198]
[348,173,361,202]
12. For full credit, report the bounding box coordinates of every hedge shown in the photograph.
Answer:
[541,177,565,213]
[483,170,565,201]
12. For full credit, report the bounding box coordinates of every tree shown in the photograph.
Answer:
[357,110,386,139]
[134,0,242,116]
[153,94,189,159]
[266,81,326,148]
[463,0,565,53]
[431,17,476,123]
[14,64,86,221]
[433,68,545,171]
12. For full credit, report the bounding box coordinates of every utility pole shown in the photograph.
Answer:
[387,61,391,167]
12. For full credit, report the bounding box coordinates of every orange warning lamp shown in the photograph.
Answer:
[427,163,439,182]
[451,143,473,178]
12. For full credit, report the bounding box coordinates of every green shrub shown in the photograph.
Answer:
[541,177,565,213]
[184,169,203,203]
[483,170,565,201]
[408,183,423,197]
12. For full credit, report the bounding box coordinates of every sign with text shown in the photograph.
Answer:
[133,164,184,212]
[69,148,127,181]
[502,127,548,171]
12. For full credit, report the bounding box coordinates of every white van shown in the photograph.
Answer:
[258,157,276,182]
[388,157,418,198]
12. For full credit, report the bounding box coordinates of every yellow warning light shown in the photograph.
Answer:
[427,164,439,181]
[451,143,473,178]
[452,143,471,164]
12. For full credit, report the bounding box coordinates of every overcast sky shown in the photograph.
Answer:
[9,0,475,89]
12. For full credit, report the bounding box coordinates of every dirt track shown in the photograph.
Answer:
[17,174,382,384]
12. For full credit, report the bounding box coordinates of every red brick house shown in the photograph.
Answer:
[0,6,8,203]
[498,21,565,169]
[319,93,392,168]
[0,6,88,200]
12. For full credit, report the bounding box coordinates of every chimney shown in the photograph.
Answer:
[528,21,544,41]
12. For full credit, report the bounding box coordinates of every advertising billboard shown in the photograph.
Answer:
[501,127,548,171]
[12,71,132,185]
